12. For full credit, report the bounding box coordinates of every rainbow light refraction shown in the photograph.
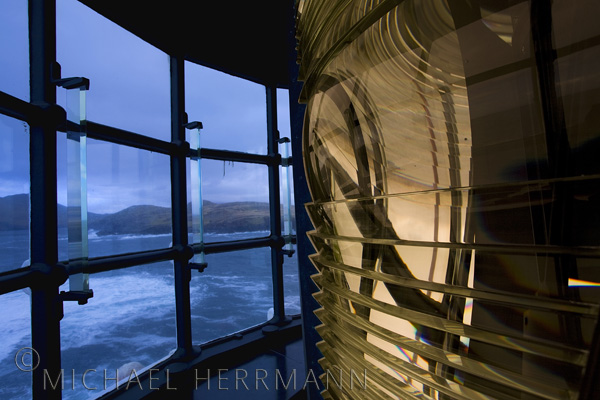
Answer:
[568,278,600,287]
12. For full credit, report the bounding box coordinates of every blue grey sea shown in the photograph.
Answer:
[0,230,300,399]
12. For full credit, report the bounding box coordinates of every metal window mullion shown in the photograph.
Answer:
[169,55,193,355]
[0,90,40,122]
[29,0,64,399]
[80,120,174,155]
[198,147,276,165]
[266,85,287,324]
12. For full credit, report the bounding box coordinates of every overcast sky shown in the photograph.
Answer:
[0,0,292,214]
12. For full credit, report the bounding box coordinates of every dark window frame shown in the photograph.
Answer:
[0,1,298,398]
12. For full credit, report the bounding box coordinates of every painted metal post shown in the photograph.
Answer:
[29,0,64,398]
[170,55,193,356]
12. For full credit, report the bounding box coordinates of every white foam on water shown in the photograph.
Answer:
[88,232,172,241]
[61,273,175,351]
[0,290,31,367]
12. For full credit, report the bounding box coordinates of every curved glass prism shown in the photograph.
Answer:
[298,1,600,398]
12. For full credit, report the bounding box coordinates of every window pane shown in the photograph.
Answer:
[0,1,29,101]
[0,291,32,399]
[0,115,30,273]
[277,88,291,139]
[60,263,175,399]
[185,63,268,154]
[283,253,301,315]
[86,140,172,257]
[201,160,269,240]
[192,248,273,344]
[57,0,170,141]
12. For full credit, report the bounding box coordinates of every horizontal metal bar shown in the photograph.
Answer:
[67,247,177,275]
[0,90,40,122]
[59,120,176,155]
[100,317,303,399]
[197,147,279,165]
[61,120,283,167]
[0,235,293,288]
[0,268,36,295]
[194,236,275,254]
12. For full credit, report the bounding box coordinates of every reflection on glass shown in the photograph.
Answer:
[189,127,206,265]
[0,291,32,399]
[60,263,175,399]
[280,138,294,252]
[0,115,29,273]
[87,140,172,257]
[191,247,273,344]
[201,160,269,241]
[185,62,268,154]
[299,1,600,399]
[66,87,90,292]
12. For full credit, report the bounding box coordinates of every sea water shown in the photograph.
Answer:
[0,230,300,399]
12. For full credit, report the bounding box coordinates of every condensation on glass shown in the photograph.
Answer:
[297,0,600,399]
[65,86,90,292]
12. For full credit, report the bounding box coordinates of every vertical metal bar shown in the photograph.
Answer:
[266,85,287,324]
[29,0,62,398]
[170,55,193,355]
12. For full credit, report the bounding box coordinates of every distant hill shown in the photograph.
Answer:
[90,205,172,236]
[0,194,287,235]
[202,200,270,233]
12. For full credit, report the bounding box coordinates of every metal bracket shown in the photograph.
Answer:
[54,77,90,90]
[51,61,90,90]
[59,289,94,305]
[189,262,208,273]
[282,249,295,258]
[281,156,293,167]
[185,121,203,130]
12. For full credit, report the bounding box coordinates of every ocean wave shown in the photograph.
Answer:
[0,291,32,365]
[88,231,172,241]
[85,230,271,241]
[60,274,176,351]
[204,230,270,238]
